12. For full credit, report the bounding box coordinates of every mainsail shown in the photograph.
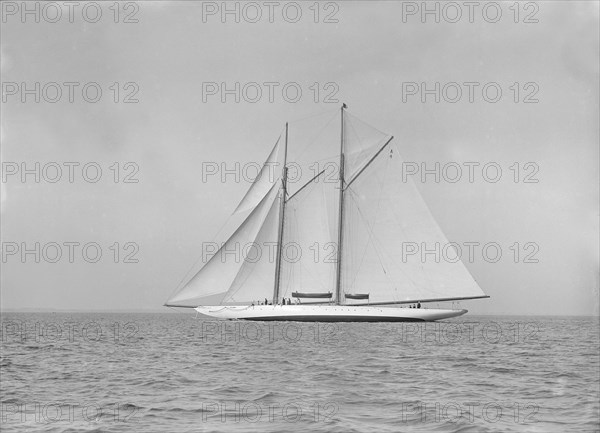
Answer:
[341,140,486,304]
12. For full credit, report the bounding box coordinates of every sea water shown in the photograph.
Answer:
[1,313,598,432]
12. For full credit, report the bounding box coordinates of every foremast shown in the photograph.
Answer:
[273,122,288,303]
[335,104,347,305]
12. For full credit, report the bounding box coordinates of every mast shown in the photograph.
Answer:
[335,103,346,305]
[273,122,289,303]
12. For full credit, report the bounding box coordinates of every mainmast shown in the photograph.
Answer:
[335,103,347,305]
[273,122,288,303]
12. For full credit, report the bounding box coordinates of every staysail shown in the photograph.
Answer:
[220,191,281,303]
[165,183,279,307]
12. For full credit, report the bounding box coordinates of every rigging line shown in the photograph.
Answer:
[288,106,339,125]
[346,174,388,286]
[236,126,286,206]
[385,144,440,297]
[223,263,272,303]
[349,150,390,262]
[345,110,391,139]
[322,171,338,293]
[286,169,327,202]
[280,206,296,294]
[366,163,421,296]
[235,126,286,208]
[345,111,368,151]
[222,198,280,302]
[166,305,187,314]
[220,189,280,302]
[292,206,301,291]
[285,184,331,293]
[367,155,394,277]
[279,211,289,299]
[345,190,362,291]
[293,110,339,162]
[293,154,341,170]
[347,154,425,302]
[343,111,393,186]
[299,261,329,292]
[345,136,394,189]
[360,153,441,300]
[304,187,333,292]
[283,220,294,298]
[345,190,369,289]
[164,213,233,303]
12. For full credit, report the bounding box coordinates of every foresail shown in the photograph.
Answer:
[279,173,338,301]
[166,182,279,307]
[342,143,486,303]
[233,136,282,215]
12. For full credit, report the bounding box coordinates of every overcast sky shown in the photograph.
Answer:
[1,1,598,315]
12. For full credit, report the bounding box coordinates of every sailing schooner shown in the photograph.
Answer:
[165,104,489,321]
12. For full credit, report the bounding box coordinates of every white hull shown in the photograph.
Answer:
[195,305,467,322]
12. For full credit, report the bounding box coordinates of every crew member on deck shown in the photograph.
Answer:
[417,302,421,309]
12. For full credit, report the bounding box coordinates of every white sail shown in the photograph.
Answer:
[233,136,282,215]
[341,140,486,303]
[166,183,279,307]
[220,192,281,303]
[278,174,338,300]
